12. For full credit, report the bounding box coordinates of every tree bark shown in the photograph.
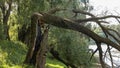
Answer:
[24,13,48,68]
[24,15,37,64]
[36,28,48,68]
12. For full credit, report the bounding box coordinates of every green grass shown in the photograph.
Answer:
[46,58,66,68]
[0,40,66,68]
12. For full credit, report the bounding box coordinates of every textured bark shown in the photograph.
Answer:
[24,14,37,64]
[30,24,42,65]
[36,28,48,68]
[24,13,47,68]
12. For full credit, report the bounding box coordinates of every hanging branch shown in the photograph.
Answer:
[107,46,114,68]
[96,42,105,68]
[72,9,120,68]
[89,48,98,61]
[103,45,114,68]
[115,18,120,24]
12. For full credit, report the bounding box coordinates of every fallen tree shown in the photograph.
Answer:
[24,8,120,68]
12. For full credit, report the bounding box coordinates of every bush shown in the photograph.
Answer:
[0,40,27,67]
[49,27,93,68]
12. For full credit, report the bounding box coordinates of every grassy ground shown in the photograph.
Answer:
[46,58,66,68]
[0,40,66,68]
[0,40,101,68]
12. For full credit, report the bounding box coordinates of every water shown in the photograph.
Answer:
[89,44,120,68]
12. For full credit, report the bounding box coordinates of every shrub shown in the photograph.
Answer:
[0,40,27,67]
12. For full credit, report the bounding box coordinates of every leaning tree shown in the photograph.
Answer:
[24,8,120,68]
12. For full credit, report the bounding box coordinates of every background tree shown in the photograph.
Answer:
[0,0,13,40]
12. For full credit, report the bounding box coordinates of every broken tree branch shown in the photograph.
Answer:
[32,12,120,52]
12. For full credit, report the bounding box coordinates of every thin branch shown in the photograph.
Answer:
[115,18,120,24]
[72,9,110,39]
[77,9,120,46]
[106,30,120,44]
[89,48,98,61]
[96,42,105,68]
[107,28,120,38]
[72,9,94,17]
[103,45,114,68]
[72,9,120,25]
[74,11,117,68]
[47,8,66,14]
[74,16,120,23]
[72,9,120,19]
[107,45,114,68]
[105,56,118,66]
[103,46,112,59]
[74,18,110,23]
[98,21,109,24]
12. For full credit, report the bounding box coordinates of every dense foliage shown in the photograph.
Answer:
[49,27,92,67]
[0,40,26,68]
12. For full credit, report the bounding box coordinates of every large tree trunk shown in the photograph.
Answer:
[24,14,48,68]
[29,22,43,65]
[36,28,48,68]
[24,15,37,64]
